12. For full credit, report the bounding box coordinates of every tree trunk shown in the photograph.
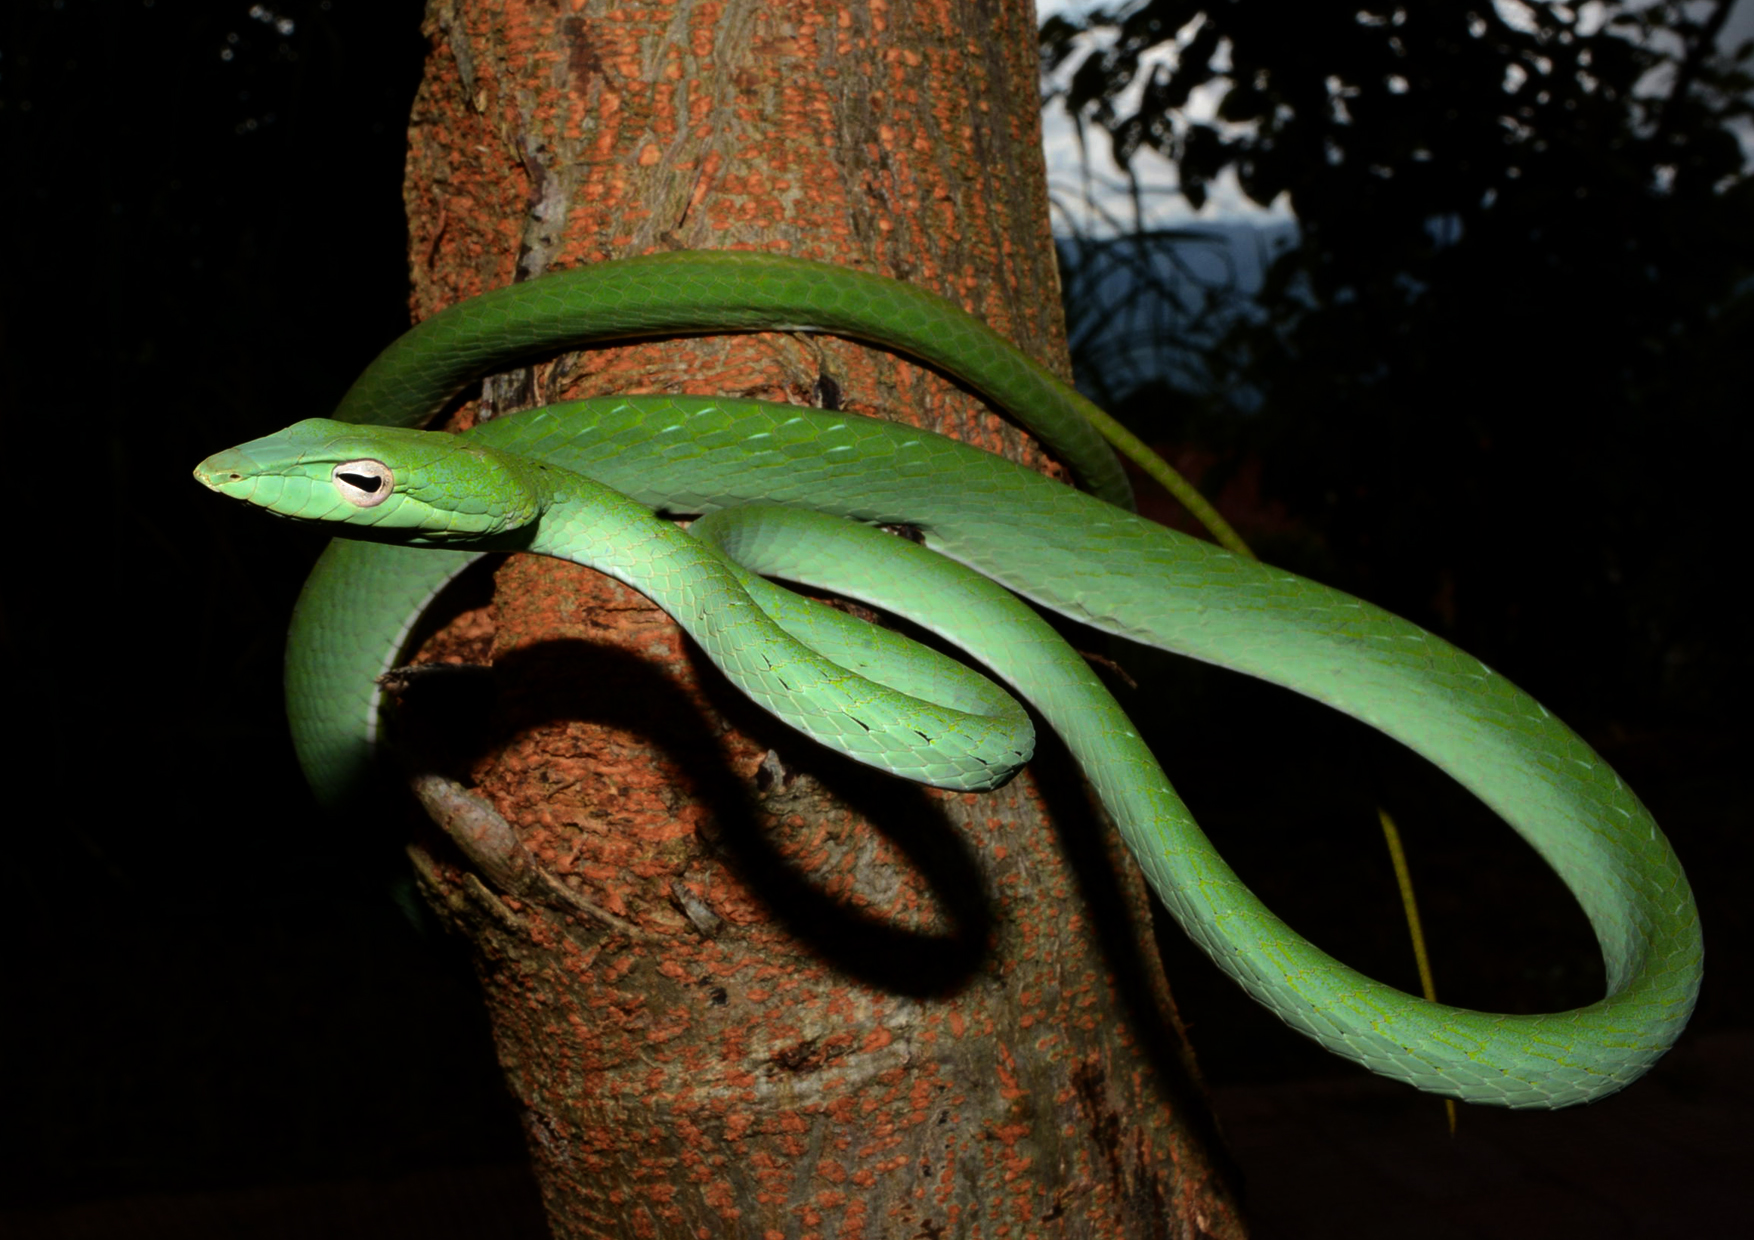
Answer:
[398,1,1245,1235]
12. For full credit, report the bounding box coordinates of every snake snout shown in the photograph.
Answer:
[193,450,248,491]
[193,448,270,505]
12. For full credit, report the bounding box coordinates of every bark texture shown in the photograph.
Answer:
[397,1,1246,1236]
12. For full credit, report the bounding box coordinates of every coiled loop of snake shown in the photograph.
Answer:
[194,252,1700,1108]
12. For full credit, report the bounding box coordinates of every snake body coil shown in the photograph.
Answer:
[194,252,1701,1109]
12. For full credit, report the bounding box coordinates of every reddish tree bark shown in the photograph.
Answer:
[397,1,1246,1235]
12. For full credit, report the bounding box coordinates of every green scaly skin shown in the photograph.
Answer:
[193,253,1700,1110]
[197,419,1032,792]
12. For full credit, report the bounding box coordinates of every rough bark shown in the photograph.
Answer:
[396,1,1246,1236]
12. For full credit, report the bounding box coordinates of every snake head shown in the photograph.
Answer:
[193,418,543,544]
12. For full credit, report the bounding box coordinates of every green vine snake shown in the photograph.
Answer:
[193,249,1700,1109]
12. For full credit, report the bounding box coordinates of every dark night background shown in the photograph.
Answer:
[1,1,1747,1237]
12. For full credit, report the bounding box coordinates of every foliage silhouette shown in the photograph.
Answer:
[1043,0,1754,721]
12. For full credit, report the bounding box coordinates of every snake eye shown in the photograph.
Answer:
[332,459,394,507]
